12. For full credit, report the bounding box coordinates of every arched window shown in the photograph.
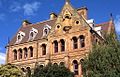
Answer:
[73,60,79,75]
[13,49,17,60]
[72,37,78,49]
[53,40,58,53]
[24,47,28,59]
[26,67,31,77]
[80,35,85,48]
[18,48,22,59]
[41,44,46,55]
[21,68,25,72]
[29,46,33,57]
[53,63,58,66]
[44,29,48,35]
[30,32,34,37]
[59,62,65,66]
[60,39,65,52]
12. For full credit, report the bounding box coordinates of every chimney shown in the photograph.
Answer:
[22,20,32,27]
[77,6,88,19]
[50,12,57,20]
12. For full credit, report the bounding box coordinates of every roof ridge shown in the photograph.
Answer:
[23,19,57,28]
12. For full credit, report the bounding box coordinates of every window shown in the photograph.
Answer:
[29,28,38,41]
[29,46,33,57]
[18,49,22,59]
[60,39,65,52]
[44,29,48,35]
[24,47,28,59]
[72,37,78,49]
[26,67,31,77]
[18,34,21,40]
[13,49,17,60]
[16,31,25,43]
[80,35,85,48]
[53,40,58,53]
[30,32,34,37]
[41,44,46,55]
[73,60,79,75]
[60,62,65,66]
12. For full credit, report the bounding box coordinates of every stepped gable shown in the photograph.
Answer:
[9,19,56,46]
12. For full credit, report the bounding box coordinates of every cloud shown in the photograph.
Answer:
[0,52,5,64]
[23,2,41,16]
[0,14,5,21]
[114,15,120,33]
[10,2,21,12]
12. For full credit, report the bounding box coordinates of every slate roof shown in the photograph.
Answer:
[9,19,56,46]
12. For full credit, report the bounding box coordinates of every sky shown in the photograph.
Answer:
[0,0,120,64]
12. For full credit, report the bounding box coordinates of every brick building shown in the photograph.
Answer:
[6,0,115,77]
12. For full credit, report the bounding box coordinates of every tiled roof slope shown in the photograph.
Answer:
[95,21,114,36]
[9,19,56,46]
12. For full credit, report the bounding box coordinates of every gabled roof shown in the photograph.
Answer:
[9,19,56,46]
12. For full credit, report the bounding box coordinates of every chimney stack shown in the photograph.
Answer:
[22,20,32,27]
[50,12,57,20]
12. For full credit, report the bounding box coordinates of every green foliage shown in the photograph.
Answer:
[0,63,23,77]
[32,62,74,77]
[82,34,120,77]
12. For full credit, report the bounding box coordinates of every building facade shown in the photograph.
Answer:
[6,0,115,77]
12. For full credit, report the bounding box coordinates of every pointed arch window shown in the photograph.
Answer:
[13,49,17,60]
[80,35,85,48]
[29,46,33,57]
[18,48,22,60]
[60,39,65,52]
[53,40,58,53]
[41,44,46,55]
[72,37,78,49]
[73,60,79,75]
[24,47,28,59]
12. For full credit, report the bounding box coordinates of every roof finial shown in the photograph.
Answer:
[110,13,114,21]
[66,0,70,4]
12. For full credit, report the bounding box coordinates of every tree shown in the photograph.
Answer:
[0,63,24,77]
[32,62,74,77]
[82,34,120,77]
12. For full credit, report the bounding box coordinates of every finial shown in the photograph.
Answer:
[110,13,114,21]
[66,0,70,4]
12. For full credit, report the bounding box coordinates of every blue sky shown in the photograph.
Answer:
[0,0,120,64]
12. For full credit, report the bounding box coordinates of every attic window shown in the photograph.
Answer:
[30,32,34,37]
[18,34,21,40]
[44,29,48,35]
[29,28,38,41]
[16,31,25,44]
[43,24,51,37]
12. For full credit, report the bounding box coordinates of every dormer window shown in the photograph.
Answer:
[16,31,25,44]
[44,29,48,35]
[43,24,51,37]
[28,28,38,41]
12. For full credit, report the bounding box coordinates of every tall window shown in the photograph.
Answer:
[42,44,46,55]
[29,46,33,57]
[60,39,65,52]
[72,37,78,49]
[13,49,17,60]
[44,29,48,35]
[18,48,22,59]
[54,40,58,53]
[80,35,85,48]
[26,67,31,77]
[24,47,28,59]
[73,60,79,75]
